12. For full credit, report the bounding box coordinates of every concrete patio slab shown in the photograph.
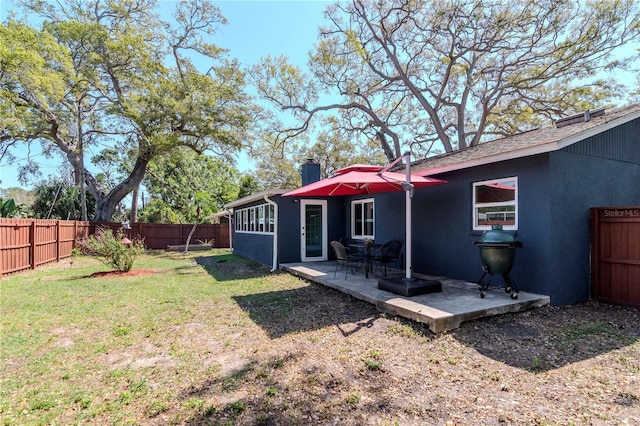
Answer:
[280,262,550,333]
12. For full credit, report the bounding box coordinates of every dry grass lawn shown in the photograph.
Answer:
[1,250,639,425]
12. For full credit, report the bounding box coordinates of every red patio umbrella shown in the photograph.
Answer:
[283,153,446,286]
[283,164,444,197]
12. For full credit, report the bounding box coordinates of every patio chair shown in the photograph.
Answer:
[374,239,404,277]
[339,237,356,255]
[331,240,363,279]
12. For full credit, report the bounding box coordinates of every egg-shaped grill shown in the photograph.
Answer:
[473,224,522,299]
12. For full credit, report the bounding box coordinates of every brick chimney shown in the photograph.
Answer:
[301,159,321,186]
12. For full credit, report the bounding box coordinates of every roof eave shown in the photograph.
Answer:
[416,108,640,176]
[224,189,289,209]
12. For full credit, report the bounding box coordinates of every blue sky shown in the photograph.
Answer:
[0,0,333,189]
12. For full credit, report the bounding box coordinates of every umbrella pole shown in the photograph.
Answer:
[377,151,443,297]
[405,151,412,280]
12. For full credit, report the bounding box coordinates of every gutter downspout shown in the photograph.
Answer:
[263,194,278,272]
[226,209,233,252]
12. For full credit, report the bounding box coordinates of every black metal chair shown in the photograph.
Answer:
[339,237,356,256]
[331,240,363,279]
[374,239,404,277]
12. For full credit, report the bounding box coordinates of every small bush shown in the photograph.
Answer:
[79,228,145,272]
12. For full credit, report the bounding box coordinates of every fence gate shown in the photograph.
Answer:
[591,207,640,306]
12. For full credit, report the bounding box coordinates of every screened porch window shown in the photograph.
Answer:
[351,198,375,239]
[234,203,275,234]
[473,177,518,230]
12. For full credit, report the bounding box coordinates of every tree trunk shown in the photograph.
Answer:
[130,186,139,223]
[183,223,198,253]
[92,157,150,222]
[77,102,88,221]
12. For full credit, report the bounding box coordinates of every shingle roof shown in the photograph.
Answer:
[225,189,289,209]
[411,103,640,176]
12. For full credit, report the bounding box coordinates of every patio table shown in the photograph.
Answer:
[349,243,381,278]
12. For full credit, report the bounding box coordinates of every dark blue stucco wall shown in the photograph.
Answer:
[276,196,300,264]
[231,195,305,266]
[404,155,554,299]
[363,120,638,305]
[231,197,278,267]
[341,193,409,244]
[338,157,555,301]
[545,121,640,304]
[326,197,348,258]
[548,150,640,304]
[233,195,348,266]
[233,232,275,267]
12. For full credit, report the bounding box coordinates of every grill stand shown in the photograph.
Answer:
[477,265,520,299]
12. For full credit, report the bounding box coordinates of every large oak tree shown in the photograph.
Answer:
[252,0,640,162]
[139,147,240,224]
[1,0,252,221]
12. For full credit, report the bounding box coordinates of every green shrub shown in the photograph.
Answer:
[79,228,145,272]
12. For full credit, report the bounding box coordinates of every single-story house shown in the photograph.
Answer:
[225,103,640,305]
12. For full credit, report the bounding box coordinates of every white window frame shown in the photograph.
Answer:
[472,177,518,231]
[234,203,275,234]
[351,198,375,239]
[258,205,265,232]
[268,205,275,233]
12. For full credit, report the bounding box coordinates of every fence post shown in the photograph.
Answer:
[30,220,36,271]
[0,221,4,276]
[56,220,61,262]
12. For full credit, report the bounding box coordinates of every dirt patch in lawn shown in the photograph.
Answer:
[87,269,156,278]
[176,292,640,425]
[175,256,640,425]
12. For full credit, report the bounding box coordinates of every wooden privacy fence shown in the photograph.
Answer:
[591,206,640,307]
[0,219,230,277]
[92,222,230,250]
[0,219,91,276]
